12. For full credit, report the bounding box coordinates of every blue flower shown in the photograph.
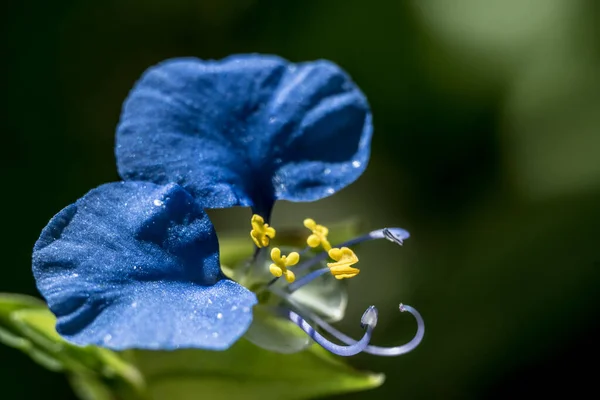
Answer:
[33,55,424,356]
[115,54,372,217]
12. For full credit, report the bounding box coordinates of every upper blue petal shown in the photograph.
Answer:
[32,181,257,350]
[116,54,372,215]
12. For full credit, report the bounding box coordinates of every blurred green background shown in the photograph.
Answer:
[3,0,600,398]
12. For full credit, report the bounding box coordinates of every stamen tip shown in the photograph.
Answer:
[383,228,410,245]
[361,305,378,328]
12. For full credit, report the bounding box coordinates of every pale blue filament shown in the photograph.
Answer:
[287,306,377,356]
[271,287,424,357]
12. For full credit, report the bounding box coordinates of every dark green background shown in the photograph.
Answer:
[3,0,600,398]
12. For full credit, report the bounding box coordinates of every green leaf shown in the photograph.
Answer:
[132,339,383,400]
[12,308,144,389]
[0,293,46,338]
[0,293,64,370]
[1,294,382,399]
[68,374,116,400]
[0,293,145,400]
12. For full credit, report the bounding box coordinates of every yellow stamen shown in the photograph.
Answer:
[250,214,276,248]
[269,247,300,283]
[327,247,360,279]
[303,218,331,251]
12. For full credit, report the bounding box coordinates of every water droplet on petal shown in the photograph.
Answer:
[352,160,362,168]
[153,199,164,206]
[217,313,223,319]
[324,168,331,175]
[326,187,335,194]
[103,334,112,343]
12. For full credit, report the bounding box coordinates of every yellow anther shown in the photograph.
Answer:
[327,247,360,280]
[250,214,276,248]
[303,218,331,251]
[269,247,300,283]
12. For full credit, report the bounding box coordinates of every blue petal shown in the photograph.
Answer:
[32,182,257,350]
[116,54,372,215]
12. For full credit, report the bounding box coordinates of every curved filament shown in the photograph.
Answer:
[272,287,424,356]
[286,306,378,357]
[318,303,424,356]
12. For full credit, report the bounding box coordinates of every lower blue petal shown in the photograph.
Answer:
[32,181,257,350]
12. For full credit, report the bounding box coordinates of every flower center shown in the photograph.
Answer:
[248,214,360,285]
[238,214,424,358]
